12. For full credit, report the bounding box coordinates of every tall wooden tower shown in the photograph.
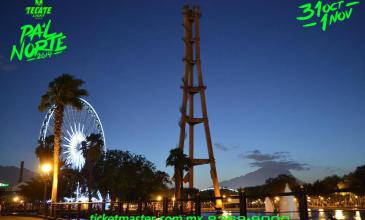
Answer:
[178,5,222,209]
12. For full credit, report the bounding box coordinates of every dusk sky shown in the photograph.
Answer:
[0,0,364,188]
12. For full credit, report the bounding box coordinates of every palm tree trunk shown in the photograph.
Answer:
[175,167,181,200]
[88,174,92,214]
[88,186,92,202]
[180,169,184,212]
[51,105,64,203]
[88,169,92,202]
[180,170,183,198]
[87,165,93,213]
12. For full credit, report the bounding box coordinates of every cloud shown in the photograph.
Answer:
[239,149,308,171]
[0,62,18,72]
[250,160,308,171]
[214,143,242,152]
[232,145,240,149]
[239,150,289,161]
[0,53,19,72]
[214,143,229,152]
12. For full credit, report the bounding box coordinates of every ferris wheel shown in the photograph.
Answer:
[39,98,106,171]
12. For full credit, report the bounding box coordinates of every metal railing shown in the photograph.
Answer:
[1,188,364,220]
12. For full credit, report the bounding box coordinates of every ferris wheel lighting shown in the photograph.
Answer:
[63,123,86,170]
[39,98,106,202]
[39,98,106,171]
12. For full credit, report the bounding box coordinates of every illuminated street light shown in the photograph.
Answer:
[41,163,52,213]
[157,196,162,201]
[171,196,176,207]
[13,196,19,202]
[41,163,52,173]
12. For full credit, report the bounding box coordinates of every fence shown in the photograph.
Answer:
[1,188,364,220]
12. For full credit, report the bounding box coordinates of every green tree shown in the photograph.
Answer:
[345,165,365,192]
[17,168,80,202]
[35,135,54,164]
[58,168,82,199]
[95,150,170,201]
[38,74,88,202]
[166,148,192,200]
[307,175,342,194]
[19,178,46,202]
[244,174,299,197]
[81,133,104,202]
[264,174,299,193]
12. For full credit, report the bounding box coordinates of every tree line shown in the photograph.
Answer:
[243,165,365,196]
[19,134,171,202]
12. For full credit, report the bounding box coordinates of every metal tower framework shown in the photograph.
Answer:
[178,5,222,209]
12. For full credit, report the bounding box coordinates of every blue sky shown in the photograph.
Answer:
[0,0,364,188]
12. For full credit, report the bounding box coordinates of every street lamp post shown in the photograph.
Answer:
[41,163,52,215]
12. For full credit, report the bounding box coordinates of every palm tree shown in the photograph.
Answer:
[39,74,88,203]
[81,133,104,203]
[166,148,192,200]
